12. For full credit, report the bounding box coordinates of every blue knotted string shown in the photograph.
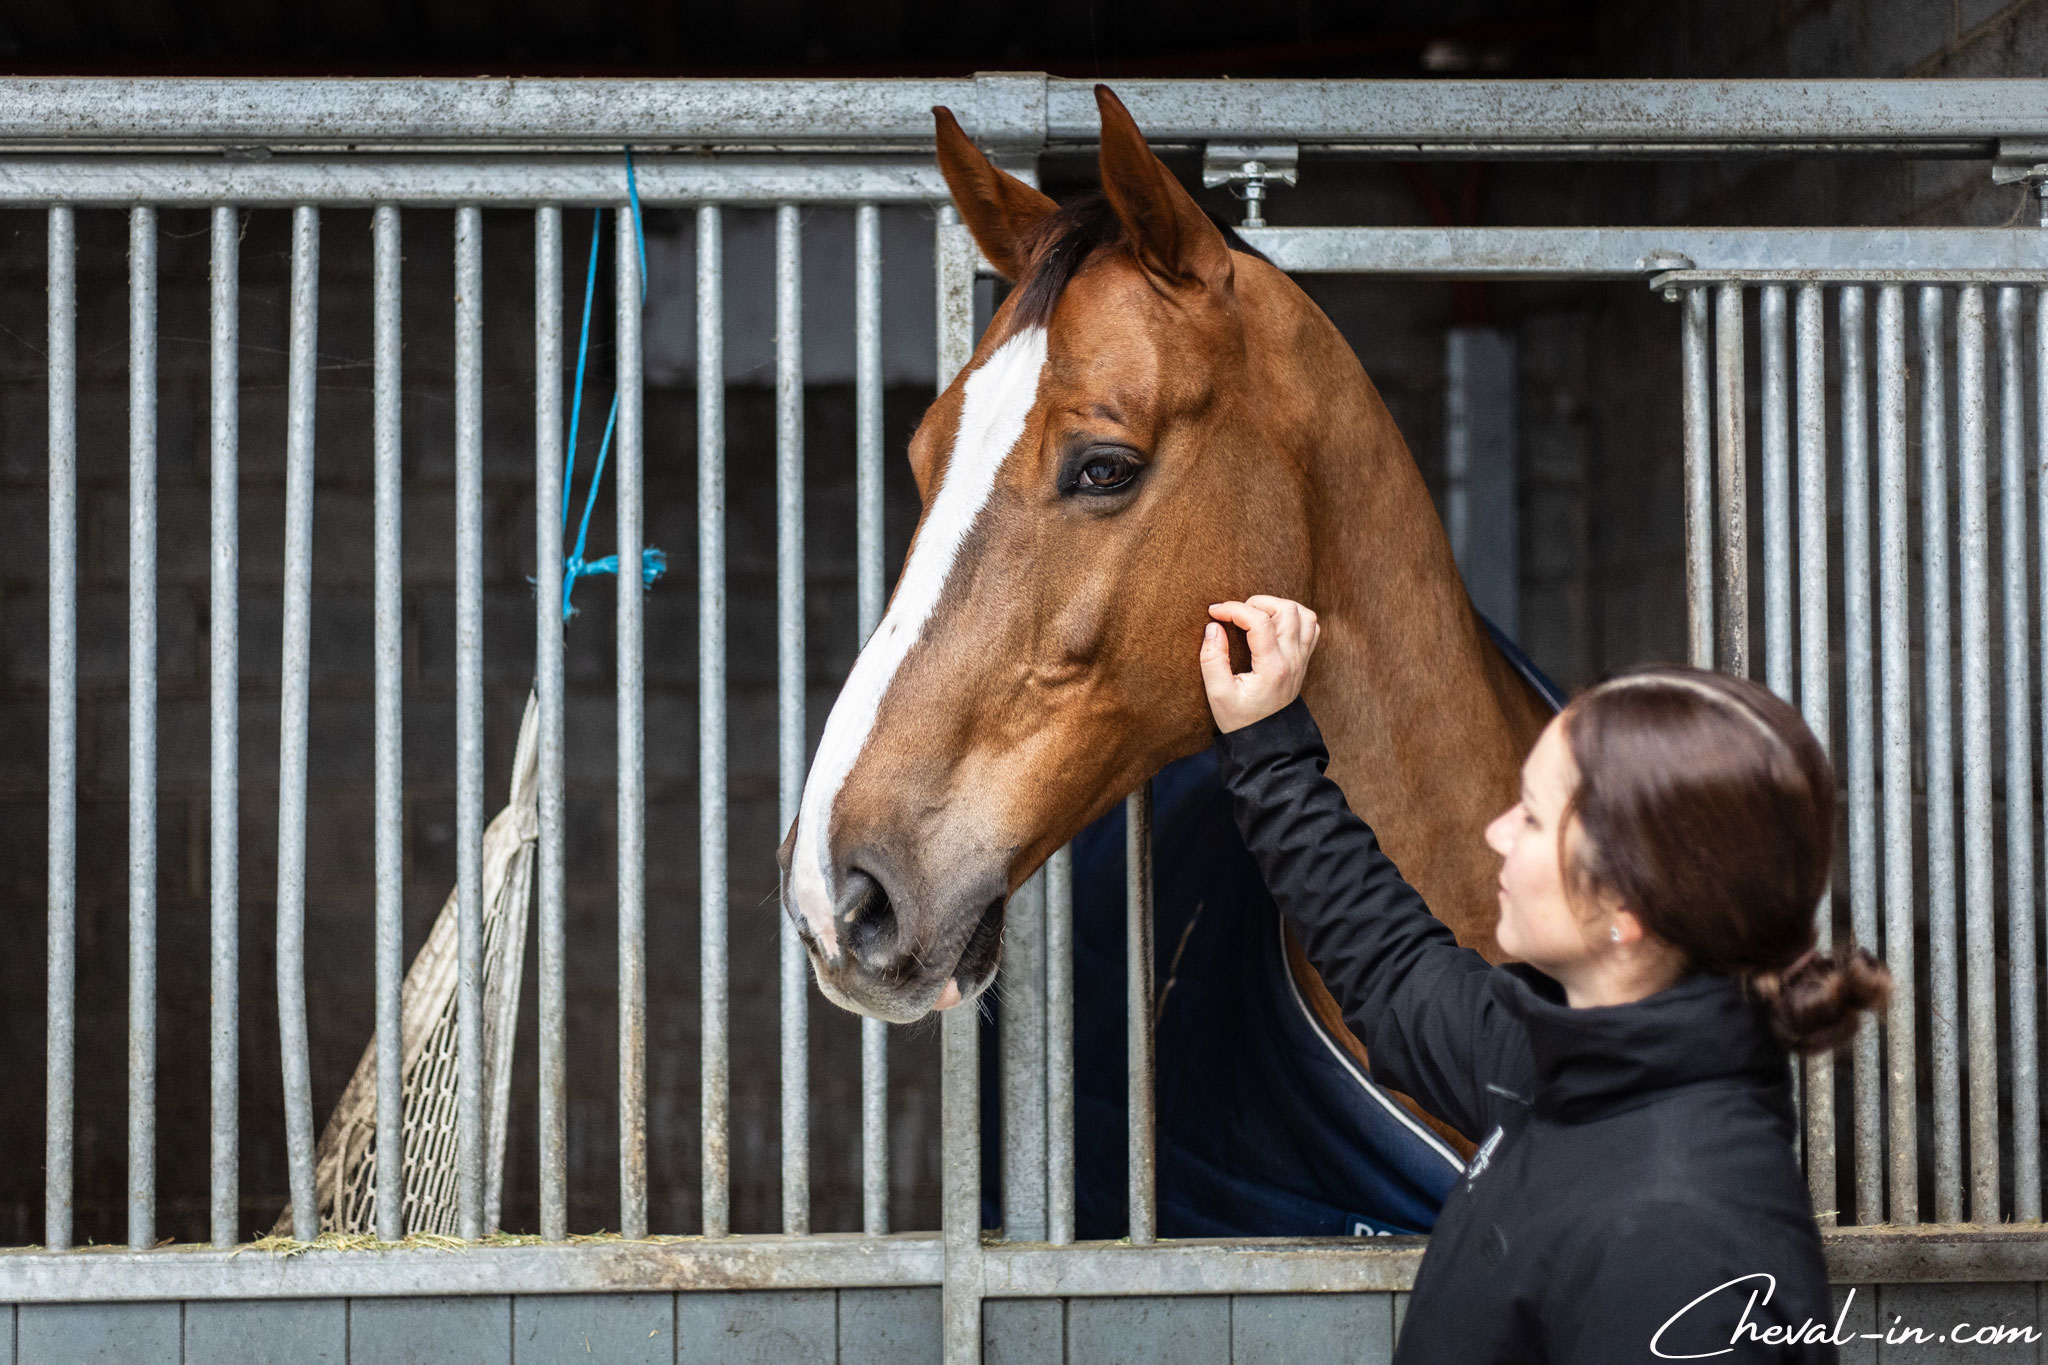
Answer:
[560,146,665,620]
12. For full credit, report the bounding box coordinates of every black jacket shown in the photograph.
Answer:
[1213,700,1840,1364]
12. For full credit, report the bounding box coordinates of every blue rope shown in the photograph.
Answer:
[560,147,665,620]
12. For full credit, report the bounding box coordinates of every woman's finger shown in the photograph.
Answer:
[1210,600,1280,661]
[1198,620,1235,694]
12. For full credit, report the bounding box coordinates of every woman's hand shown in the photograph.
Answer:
[1201,596,1321,733]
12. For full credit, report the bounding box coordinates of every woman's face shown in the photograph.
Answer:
[1485,714,1603,972]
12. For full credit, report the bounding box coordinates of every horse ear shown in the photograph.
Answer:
[1094,85,1233,294]
[933,105,1059,281]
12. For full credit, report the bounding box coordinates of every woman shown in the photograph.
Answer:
[1199,595,1889,1364]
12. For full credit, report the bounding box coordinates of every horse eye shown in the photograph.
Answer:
[1078,454,1134,490]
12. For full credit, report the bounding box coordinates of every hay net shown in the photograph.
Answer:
[276,691,539,1238]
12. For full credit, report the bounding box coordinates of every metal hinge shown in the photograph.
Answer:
[1202,142,1298,228]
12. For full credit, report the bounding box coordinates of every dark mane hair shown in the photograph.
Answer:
[1004,192,1271,329]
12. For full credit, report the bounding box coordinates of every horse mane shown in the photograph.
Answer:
[1006,192,1271,328]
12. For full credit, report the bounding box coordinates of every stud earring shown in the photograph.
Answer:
[1609,926,1622,943]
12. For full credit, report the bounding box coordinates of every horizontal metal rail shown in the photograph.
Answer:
[0,76,2039,152]
[5,1229,2048,1303]
[0,157,950,205]
[1241,227,2048,278]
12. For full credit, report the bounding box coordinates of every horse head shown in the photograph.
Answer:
[778,86,1334,1022]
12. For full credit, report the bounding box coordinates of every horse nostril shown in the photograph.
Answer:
[841,867,899,968]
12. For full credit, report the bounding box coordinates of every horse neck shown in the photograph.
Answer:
[1288,352,1544,956]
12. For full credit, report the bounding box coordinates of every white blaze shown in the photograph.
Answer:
[790,327,1050,955]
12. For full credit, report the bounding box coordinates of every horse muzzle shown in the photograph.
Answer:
[777,828,1009,1024]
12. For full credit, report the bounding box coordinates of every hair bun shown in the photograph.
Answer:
[1748,947,1892,1056]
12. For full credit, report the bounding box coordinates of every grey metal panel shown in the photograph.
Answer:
[1065,1297,1229,1365]
[838,1289,941,1365]
[1393,1292,1408,1346]
[1002,871,1048,1243]
[184,1299,346,1363]
[677,1291,835,1365]
[350,1296,511,1365]
[512,1293,672,1365]
[0,1305,11,1365]
[0,76,2043,148]
[1872,1281,2040,1362]
[1231,1294,1394,1363]
[981,1301,1062,1365]
[1243,227,2048,279]
[17,1303,180,1365]
[1829,1285,1876,1365]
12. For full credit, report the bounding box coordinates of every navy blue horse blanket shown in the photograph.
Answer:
[983,622,1562,1238]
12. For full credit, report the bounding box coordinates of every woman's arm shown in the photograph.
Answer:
[1203,599,1530,1138]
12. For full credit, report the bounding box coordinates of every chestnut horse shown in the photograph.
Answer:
[777,86,1551,1153]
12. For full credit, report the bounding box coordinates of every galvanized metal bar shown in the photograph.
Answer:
[44,204,75,1254]
[1046,845,1076,1247]
[1127,783,1157,1247]
[775,201,810,1238]
[14,1225,2048,1304]
[1794,282,1837,1222]
[1682,288,1714,668]
[1922,285,1965,1226]
[1760,286,1793,702]
[1003,871,1049,1243]
[1246,227,2048,279]
[698,203,730,1240]
[2000,284,2040,1224]
[1713,283,1748,675]
[1839,285,1883,1226]
[127,203,157,1253]
[1875,285,1918,1225]
[2037,279,2048,1224]
[616,199,648,1241]
[6,76,2048,150]
[0,158,954,206]
[1957,284,2002,1223]
[935,203,980,1365]
[533,205,569,1242]
[371,202,406,1243]
[453,204,487,1241]
[277,204,321,1242]
[208,202,240,1251]
[854,200,889,1238]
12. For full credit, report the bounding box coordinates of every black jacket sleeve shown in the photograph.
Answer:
[1211,698,1534,1140]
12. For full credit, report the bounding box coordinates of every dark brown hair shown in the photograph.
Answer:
[1559,666,1890,1055]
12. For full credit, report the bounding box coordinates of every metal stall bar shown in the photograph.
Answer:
[1046,845,1076,1246]
[777,201,810,1237]
[1003,871,1048,1243]
[208,202,240,1250]
[371,203,406,1243]
[699,202,730,1240]
[934,203,980,1365]
[44,205,75,1253]
[1682,288,1713,667]
[2037,278,2048,1223]
[1794,282,1837,1221]
[1957,285,2002,1222]
[1760,287,1792,703]
[277,205,322,1241]
[533,204,569,1243]
[616,198,649,1242]
[454,204,487,1240]
[1999,285,2040,1223]
[854,201,889,1238]
[1875,285,1918,1224]
[1839,286,1884,1226]
[1713,283,1748,675]
[1127,782,1157,1247]
[1922,285,1965,1226]
[1758,285,1799,1146]
[128,203,157,1253]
